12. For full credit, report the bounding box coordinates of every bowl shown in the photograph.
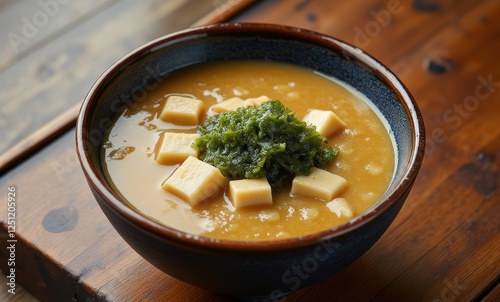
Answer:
[75,22,425,300]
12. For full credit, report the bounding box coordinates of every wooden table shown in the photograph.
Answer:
[0,0,498,301]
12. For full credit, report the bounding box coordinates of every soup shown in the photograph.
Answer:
[102,60,395,241]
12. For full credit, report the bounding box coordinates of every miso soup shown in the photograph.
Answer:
[102,60,395,241]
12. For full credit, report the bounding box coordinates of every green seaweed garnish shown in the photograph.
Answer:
[195,100,337,190]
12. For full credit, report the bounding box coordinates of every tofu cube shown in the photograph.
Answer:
[162,156,228,207]
[303,109,347,137]
[211,95,270,113]
[291,167,348,201]
[211,97,244,113]
[243,95,270,107]
[155,132,199,165]
[229,178,272,208]
[326,198,354,219]
[160,95,204,125]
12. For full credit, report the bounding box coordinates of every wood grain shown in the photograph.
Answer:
[0,0,259,176]
[0,0,112,71]
[0,0,230,156]
[0,0,498,301]
[0,102,79,175]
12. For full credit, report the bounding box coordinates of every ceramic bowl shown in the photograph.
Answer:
[76,23,425,300]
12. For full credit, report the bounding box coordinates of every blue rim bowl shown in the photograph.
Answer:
[76,22,425,300]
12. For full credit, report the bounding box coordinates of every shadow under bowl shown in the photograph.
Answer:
[76,22,425,300]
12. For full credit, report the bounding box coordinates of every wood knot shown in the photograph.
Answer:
[425,57,452,74]
[42,206,79,233]
[306,13,317,22]
[413,1,442,12]
[453,152,498,199]
[476,152,495,164]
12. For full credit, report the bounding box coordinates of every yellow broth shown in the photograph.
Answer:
[102,60,395,241]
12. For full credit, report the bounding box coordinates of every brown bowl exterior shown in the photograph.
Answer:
[76,23,425,299]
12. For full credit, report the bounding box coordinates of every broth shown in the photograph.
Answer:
[102,60,395,241]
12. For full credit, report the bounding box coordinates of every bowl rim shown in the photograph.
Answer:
[76,22,425,252]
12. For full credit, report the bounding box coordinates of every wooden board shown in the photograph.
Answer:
[0,0,499,301]
[0,0,241,156]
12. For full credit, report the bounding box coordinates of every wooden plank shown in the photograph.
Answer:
[232,0,479,67]
[192,0,258,26]
[0,273,37,302]
[385,0,500,202]
[0,0,114,71]
[0,0,257,175]
[481,282,500,302]
[0,103,79,175]
[0,0,223,156]
[371,194,499,301]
